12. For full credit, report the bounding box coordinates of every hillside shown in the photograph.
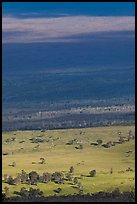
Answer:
[2,31,135,113]
[2,125,135,200]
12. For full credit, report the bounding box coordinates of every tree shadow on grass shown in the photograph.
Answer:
[71,186,78,189]
[81,174,89,177]
[13,191,21,196]
[67,182,74,185]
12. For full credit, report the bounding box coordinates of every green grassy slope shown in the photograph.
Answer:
[2,125,135,197]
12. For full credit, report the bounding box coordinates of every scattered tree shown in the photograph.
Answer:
[52,172,64,184]
[13,177,20,185]
[70,166,74,174]
[73,177,78,184]
[126,167,133,172]
[77,182,83,194]
[6,176,15,185]
[66,172,73,181]
[39,157,45,164]
[79,144,83,149]
[20,187,29,197]
[97,139,103,145]
[9,162,16,167]
[5,138,10,143]
[89,170,96,177]
[110,168,113,174]
[29,171,39,185]
[42,172,51,183]
[29,187,43,197]
[66,138,78,145]
[119,136,125,143]
[20,170,29,184]
[11,137,16,141]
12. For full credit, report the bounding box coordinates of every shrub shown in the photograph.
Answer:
[89,170,96,177]
[70,166,74,173]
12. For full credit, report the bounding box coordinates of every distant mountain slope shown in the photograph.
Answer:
[2,31,134,75]
[2,31,135,111]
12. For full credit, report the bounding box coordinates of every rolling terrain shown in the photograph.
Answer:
[2,125,135,201]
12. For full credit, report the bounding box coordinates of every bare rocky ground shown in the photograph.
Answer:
[3,191,135,202]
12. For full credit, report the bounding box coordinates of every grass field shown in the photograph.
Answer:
[2,125,135,197]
